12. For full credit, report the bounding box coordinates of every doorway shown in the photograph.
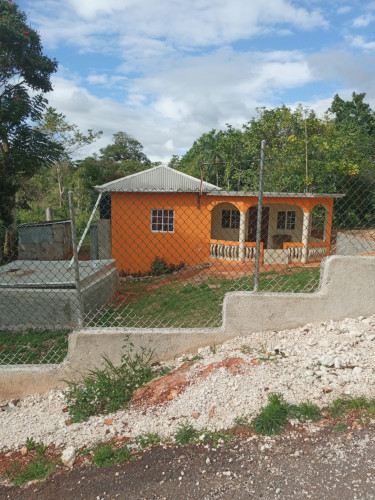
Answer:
[247,206,270,249]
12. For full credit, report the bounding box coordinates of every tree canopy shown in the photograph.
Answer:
[0,0,59,225]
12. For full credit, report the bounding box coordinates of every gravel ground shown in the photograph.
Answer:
[1,315,375,452]
[1,423,375,499]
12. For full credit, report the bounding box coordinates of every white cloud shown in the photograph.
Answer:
[27,0,327,55]
[337,6,351,15]
[86,74,109,85]
[45,48,317,161]
[350,35,375,51]
[352,13,375,28]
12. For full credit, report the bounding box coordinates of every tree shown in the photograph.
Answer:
[100,132,151,166]
[37,107,102,208]
[329,92,375,136]
[0,0,59,226]
[71,132,152,217]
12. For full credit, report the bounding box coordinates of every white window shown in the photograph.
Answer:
[151,209,174,232]
[277,210,296,230]
[221,209,240,228]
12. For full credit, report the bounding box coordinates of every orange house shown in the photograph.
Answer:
[96,166,343,274]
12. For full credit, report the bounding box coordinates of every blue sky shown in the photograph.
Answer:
[15,0,375,162]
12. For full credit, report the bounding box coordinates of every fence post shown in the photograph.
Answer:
[68,191,84,328]
[254,140,266,292]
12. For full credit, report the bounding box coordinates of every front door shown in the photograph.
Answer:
[247,206,270,249]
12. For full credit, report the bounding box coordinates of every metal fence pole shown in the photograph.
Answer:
[68,191,84,328]
[254,140,266,292]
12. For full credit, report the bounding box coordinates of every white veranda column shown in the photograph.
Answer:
[301,210,311,264]
[239,211,246,261]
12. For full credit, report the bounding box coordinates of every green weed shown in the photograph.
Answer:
[64,337,164,422]
[25,437,36,451]
[252,393,289,436]
[135,433,161,449]
[6,443,56,486]
[174,424,198,445]
[253,394,322,436]
[201,429,235,449]
[329,395,369,418]
[234,414,252,426]
[334,422,348,432]
[287,401,321,422]
[92,443,133,467]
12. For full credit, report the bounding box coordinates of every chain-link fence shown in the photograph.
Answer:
[1,142,374,364]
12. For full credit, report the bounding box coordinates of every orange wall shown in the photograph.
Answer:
[111,192,335,274]
[111,192,211,274]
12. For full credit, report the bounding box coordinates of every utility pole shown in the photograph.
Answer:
[304,107,309,192]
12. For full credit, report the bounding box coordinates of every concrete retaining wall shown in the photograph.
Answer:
[1,255,375,400]
[0,265,118,331]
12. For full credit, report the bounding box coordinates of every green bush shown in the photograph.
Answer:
[64,337,166,422]
[174,424,198,445]
[92,443,132,467]
[252,393,289,436]
[252,394,322,436]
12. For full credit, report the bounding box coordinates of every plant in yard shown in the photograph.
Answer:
[25,437,36,451]
[252,393,289,436]
[328,395,369,418]
[135,433,161,449]
[252,394,322,436]
[150,256,168,276]
[234,414,252,426]
[334,422,348,432]
[6,443,57,486]
[64,336,163,422]
[287,402,321,422]
[201,429,236,449]
[174,424,198,445]
[92,443,133,467]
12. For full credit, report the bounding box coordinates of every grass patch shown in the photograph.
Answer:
[252,393,289,436]
[252,393,322,436]
[135,433,161,449]
[94,267,320,328]
[0,329,70,365]
[174,424,199,445]
[328,395,372,418]
[201,429,236,449]
[64,337,168,423]
[92,443,133,467]
[287,401,321,422]
[334,422,348,432]
[4,443,57,486]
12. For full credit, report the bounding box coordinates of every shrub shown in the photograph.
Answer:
[252,393,289,436]
[174,424,198,445]
[151,257,168,275]
[92,443,133,467]
[64,337,165,422]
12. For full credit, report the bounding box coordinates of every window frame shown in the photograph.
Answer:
[150,209,175,233]
[221,209,240,229]
[276,210,296,230]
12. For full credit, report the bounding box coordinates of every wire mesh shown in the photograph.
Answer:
[1,143,374,364]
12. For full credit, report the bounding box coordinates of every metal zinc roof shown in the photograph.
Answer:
[208,191,345,198]
[95,165,221,193]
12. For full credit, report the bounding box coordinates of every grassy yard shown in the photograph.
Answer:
[0,329,70,365]
[94,267,321,329]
